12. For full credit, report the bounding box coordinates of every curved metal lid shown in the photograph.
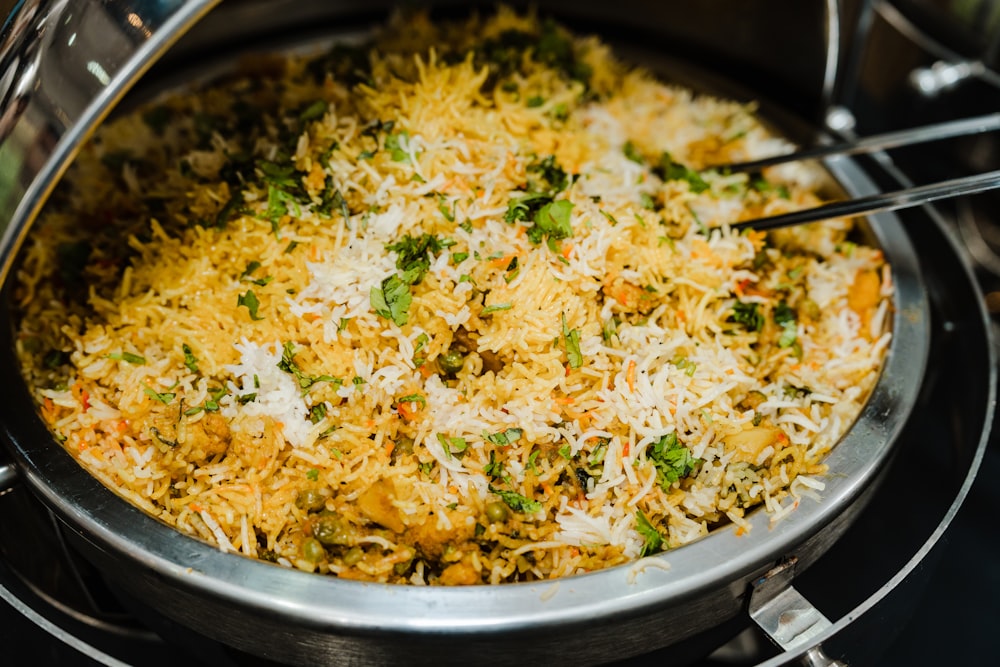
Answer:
[0,0,216,283]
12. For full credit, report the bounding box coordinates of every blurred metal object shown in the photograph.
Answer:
[733,168,1000,231]
[722,111,1000,172]
[0,461,16,495]
[909,59,986,97]
[749,559,836,653]
[877,0,1000,93]
[0,0,217,285]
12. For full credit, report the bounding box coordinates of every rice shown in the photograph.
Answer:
[12,8,891,585]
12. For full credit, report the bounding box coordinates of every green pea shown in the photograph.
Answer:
[485,501,509,523]
[437,348,466,376]
[393,434,415,458]
[342,546,364,566]
[295,489,327,512]
[302,537,325,563]
[312,514,353,546]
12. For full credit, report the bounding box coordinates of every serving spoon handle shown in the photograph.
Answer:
[720,112,1000,173]
[732,169,1000,231]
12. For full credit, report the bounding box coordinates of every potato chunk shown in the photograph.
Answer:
[356,479,405,533]
[725,426,782,464]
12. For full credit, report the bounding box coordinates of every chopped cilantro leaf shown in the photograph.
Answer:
[299,100,327,123]
[385,233,454,285]
[561,313,583,368]
[527,155,569,195]
[776,302,798,349]
[182,344,199,373]
[527,450,540,473]
[636,509,665,556]
[730,301,763,332]
[371,274,412,326]
[484,427,522,447]
[437,433,468,458]
[489,485,542,513]
[108,351,146,365]
[647,432,699,489]
[276,342,339,391]
[384,131,413,162]
[623,141,643,164]
[751,178,791,199]
[237,290,264,320]
[143,386,175,404]
[484,450,507,480]
[526,199,574,245]
[774,301,795,325]
[655,152,709,193]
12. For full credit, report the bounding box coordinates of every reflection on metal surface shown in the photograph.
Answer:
[909,59,986,96]
[750,559,835,654]
[876,0,1000,90]
[0,0,217,286]
[0,462,17,495]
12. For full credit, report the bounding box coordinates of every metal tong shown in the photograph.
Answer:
[717,112,1000,231]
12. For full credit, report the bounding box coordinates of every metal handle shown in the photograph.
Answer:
[720,112,1000,173]
[732,169,1000,231]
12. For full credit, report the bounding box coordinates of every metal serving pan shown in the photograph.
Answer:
[0,1,931,664]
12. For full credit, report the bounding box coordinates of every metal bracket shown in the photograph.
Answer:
[749,557,846,667]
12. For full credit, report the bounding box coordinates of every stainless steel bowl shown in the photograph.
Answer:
[0,1,941,664]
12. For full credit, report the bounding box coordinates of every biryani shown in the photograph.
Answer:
[12,9,892,585]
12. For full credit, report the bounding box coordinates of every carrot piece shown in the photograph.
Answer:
[489,253,516,268]
[626,360,636,392]
[397,401,418,421]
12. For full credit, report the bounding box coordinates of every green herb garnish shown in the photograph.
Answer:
[108,351,146,365]
[143,387,175,405]
[647,432,699,489]
[484,427,523,447]
[370,274,412,326]
[561,313,583,368]
[730,301,763,332]
[437,433,468,458]
[182,344,199,373]
[655,152,709,193]
[489,485,543,513]
[636,509,665,557]
[237,290,264,320]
